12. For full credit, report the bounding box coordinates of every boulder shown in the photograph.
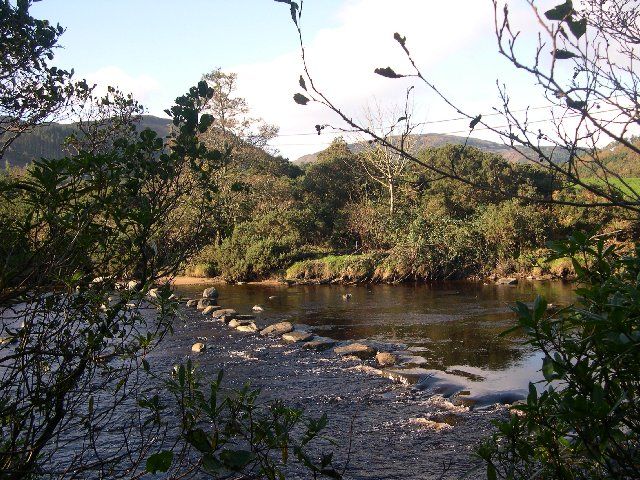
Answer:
[202,305,221,315]
[282,331,314,343]
[203,287,219,299]
[126,280,140,291]
[496,277,518,285]
[191,342,206,353]
[260,322,294,336]
[236,322,258,333]
[212,308,237,319]
[148,288,160,299]
[302,337,337,351]
[376,352,399,367]
[197,298,213,310]
[252,305,264,312]
[334,343,376,360]
[186,299,198,308]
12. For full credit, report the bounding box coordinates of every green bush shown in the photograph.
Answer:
[478,200,551,266]
[212,209,306,281]
[374,215,487,281]
[286,254,378,283]
[479,233,640,479]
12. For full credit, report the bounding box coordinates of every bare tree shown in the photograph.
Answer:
[357,96,418,215]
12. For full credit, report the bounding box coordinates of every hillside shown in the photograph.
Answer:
[1,115,172,168]
[294,133,568,165]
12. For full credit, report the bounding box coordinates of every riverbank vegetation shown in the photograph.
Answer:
[182,133,639,283]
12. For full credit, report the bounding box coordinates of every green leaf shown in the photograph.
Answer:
[542,356,555,381]
[469,114,482,130]
[544,1,574,21]
[553,49,578,59]
[487,463,497,480]
[567,17,587,39]
[220,449,253,471]
[299,75,307,91]
[533,296,547,320]
[374,67,404,79]
[186,428,212,453]
[146,450,173,473]
[293,93,310,105]
[202,454,224,474]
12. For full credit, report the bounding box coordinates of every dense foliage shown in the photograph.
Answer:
[478,233,640,479]
[186,139,634,283]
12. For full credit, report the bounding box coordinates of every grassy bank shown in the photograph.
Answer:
[282,252,576,284]
[285,254,379,283]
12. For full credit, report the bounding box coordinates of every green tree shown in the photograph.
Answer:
[0,4,339,478]
[0,0,82,159]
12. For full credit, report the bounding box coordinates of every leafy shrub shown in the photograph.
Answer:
[478,200,551,266]
[286,254,378,283]
[374,215,487,281]
[143,362,342,478]
[478,233,640,479]
[212,209,306,281]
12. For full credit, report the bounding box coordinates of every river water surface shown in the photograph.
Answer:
[164,280,574,479]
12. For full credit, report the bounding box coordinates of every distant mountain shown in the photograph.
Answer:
[293,133,569,165]
[2,115,172,168]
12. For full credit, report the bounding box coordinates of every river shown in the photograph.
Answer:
[165,280,574,479]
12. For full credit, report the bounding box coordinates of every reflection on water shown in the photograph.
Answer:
[176,280,575,401]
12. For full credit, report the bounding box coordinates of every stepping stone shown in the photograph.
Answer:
[202,287,219,299]
[376,352,399,366]
[202,305,221,315]
[212,308,237,319]
[282,331,314,343]
[260,322,294,336]
[197,298,213,310]
[236,322,258,333]
[302,337,337,351]
[334,343,376,360]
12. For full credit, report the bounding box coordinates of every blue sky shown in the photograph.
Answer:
[31,1,564,160]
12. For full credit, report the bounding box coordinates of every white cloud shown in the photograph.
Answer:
[83,66,164,113]
[230,0,498,160]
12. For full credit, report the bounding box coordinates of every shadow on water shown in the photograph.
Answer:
[176,280,575,402]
